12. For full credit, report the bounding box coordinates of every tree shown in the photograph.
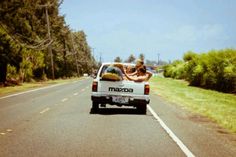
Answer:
[0,28,22,84]
[0,0,95,84]
[125,54,136,63]
[19,48,45,82]
[139,53,145,61]
[183,51,198,62]
[72,31,94,75]
[0,0,55,83]
[114,56,122,62]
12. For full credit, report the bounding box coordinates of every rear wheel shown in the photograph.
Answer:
[137,104,147,114]
[92,102,99,113]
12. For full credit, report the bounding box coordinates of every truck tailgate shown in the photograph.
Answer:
[97,80,145,96]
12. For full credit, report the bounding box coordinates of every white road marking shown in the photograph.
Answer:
[6,129,13,132]
[40,108,50,114]
[0,83,66,100]
[61,98,68,102]
[0,129,13,136]
[73,92,78,96]
[0,78,87,100]
[147,105,195,157]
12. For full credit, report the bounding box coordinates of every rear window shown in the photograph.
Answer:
[100,65,123,78]
[99,64,136,80]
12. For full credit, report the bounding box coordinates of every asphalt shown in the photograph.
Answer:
[0,78,235,157]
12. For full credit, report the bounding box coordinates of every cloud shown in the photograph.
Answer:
[164,24,229,43]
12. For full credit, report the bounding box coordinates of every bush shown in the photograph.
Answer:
[7,64,18,79]
[163,48,236,93]
[163,64,172,78]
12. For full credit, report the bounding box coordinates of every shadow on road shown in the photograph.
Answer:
[90,107,145,115]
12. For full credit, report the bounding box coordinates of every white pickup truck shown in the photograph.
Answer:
[91,62,150,114]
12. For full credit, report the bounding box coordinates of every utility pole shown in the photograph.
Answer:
[157,53,160,65]
[45,6,55,79]
[99,52,102,64]
[91,47,95,58]
[70,32,80,76]
[91,47,96,62]
[38,3,55,79]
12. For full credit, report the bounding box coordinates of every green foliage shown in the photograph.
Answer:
[125,54,136,63]
[114,56,122,62]
[139,53,145,61]
[0,26,22,83]
[0,0,96,84]
[163,60,186,79]
[163,49,236,93]
[20,49,45,82]
[72,31,95,75]
[6,65,18,79]
[183,51,198,62]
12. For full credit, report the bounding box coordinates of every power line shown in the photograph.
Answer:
[0,22,52,50]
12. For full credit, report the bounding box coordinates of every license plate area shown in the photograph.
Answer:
[112,96,129,104]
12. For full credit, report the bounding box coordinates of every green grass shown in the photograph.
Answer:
[0,77,83,96]
[150,76,236,133]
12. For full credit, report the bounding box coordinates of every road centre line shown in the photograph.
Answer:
[40,108,50,114]
[0,129,13,136]
[147,105,195,157]
[6,129,12,132]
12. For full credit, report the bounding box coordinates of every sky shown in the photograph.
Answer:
[59,0,236,62]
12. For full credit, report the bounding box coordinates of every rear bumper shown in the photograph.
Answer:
[91,95,150,106]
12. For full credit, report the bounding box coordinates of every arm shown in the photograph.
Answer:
[123,71,135,81]
[123,70,145,82]
[146,71,153,81]
[128,71,137,76]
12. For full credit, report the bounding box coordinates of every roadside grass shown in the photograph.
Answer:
[0,77,83,96]
[150,76,236,133]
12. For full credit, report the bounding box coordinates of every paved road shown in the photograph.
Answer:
[0,78,235,157]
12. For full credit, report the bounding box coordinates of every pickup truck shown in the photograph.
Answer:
[91,62,150,114]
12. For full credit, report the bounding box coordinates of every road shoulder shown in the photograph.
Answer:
[149,93,236,157]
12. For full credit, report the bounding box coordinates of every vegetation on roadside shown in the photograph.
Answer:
[150,77,236,133]
[0,0,97,86]
[163,49,236,93]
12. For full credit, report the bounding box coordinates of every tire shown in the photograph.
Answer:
[137,104,147,114]
[92,102,99,113]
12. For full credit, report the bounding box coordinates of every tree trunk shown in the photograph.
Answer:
[0,62,7,85]
[63,39,68,77]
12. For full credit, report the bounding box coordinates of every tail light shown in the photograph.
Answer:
[92,81,98,92]
[144,84,150,95]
